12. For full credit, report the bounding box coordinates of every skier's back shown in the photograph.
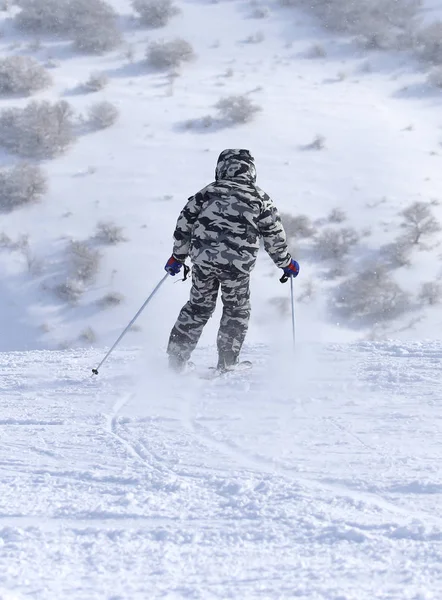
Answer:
[165,149,299,371]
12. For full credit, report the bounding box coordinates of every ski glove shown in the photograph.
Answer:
[280,259,300,283]
[165,255,183,276]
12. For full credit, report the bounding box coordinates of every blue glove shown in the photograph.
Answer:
[282,259,300,279]
[165,255,183,276]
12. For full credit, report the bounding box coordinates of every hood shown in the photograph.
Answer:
[215,149,256,183]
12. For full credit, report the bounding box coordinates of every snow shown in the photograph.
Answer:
[1,0,442,597]
[1,0,442,347]
[1,342,442,598]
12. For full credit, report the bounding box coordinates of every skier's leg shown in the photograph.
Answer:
[167,265,219,366]
[217,270,251,370]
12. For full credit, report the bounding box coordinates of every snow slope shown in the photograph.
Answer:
[1,342,442,599]
[1,0,442,351]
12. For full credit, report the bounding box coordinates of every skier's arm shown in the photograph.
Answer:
[257,194,291,268]
[172,191,206,262]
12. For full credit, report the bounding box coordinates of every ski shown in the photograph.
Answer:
[199,360,253,380]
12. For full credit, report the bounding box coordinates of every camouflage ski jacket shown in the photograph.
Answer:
[172,149,292,274]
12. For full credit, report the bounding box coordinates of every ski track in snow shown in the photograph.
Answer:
[0,343,441,599]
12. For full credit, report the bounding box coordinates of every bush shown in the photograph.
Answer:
[313,227,360,261]
[132,0,180,27]
[428,66,442,88]
[146,38,195,69]
[98,292,125,308]
[84,72,109,92]
[95,221,127,244]
[400,201,441,245]
[215,95,261,125]
[0,163,47,212]
[88,101,119,130]
[416,22,442,65]
[79,326,97,344]
[328,207,347,223]
[380,234,414,268]
[0,100,75,158]
[15,0,121,54]
[15,0,70,33]
[419,281,442,305]
[54,279,84,304]
[0,56,52,96]
[281,213,316,239]
[333,267,410,323]
[69,240,101,283]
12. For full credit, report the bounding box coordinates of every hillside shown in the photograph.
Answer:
[1,0,442,353]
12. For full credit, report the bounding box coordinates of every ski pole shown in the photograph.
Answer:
[290,275,296,350]
[92,273,169,375]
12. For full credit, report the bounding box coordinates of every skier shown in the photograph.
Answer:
[164,148,299,372]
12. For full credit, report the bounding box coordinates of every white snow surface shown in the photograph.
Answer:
[1,341,442,599]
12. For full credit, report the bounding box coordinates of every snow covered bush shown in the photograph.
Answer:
[88,101,119,130]
[215,95,261,125]
[15,0,121,54]
[380,234,413,268]
[0,100,75,159]
[71,0,121,54]
[280,213,317,239]
[428,66,442,88]
[79,326,97,344]
[419,281,442,305]
[0,56,52,96]
[94,221,127,244]
[98,292,125,308]
[69,241,101,284]
[132,0,180,28]
[15,0,69,33]
[328,207,347,223]
[400,201,441,245]
[313,227,360,261]
[146,38,195,69]
[84,72,109,93]
[333,267,410,323]
[0,163,47,212]
[54,279,84,304]
[416,22,442,65]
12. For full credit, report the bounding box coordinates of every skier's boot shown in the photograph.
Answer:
[217,351,239,373]
[168,353,187,373]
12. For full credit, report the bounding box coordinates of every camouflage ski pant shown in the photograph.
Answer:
[167,263,251,363]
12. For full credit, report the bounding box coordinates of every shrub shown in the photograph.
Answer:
[69,240,101,283]
[0,163,47,212]
[84,72,109,92]
[416,22,442,65]
[132,0,180,27]
[380,234,414,268]
[333,267,410,323]
[328,207,347,223]
[419,281,442,305]
[307,43,326,58]
[281,213,316,239]
[313,227,360,260]
[400,201,441,245]
[88,101,119,130]
[98,292,125,308]
[54,279,84,304]
[15,0,70,33]
[15,0,121,54]
[215,95,261,125]
[305,134,326,150]
[95,221,127,244]
[0,100,75,158]
[79,326,97,344]
[0,56,52,96]
[428,66,442,88]
[146,38,195,69]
